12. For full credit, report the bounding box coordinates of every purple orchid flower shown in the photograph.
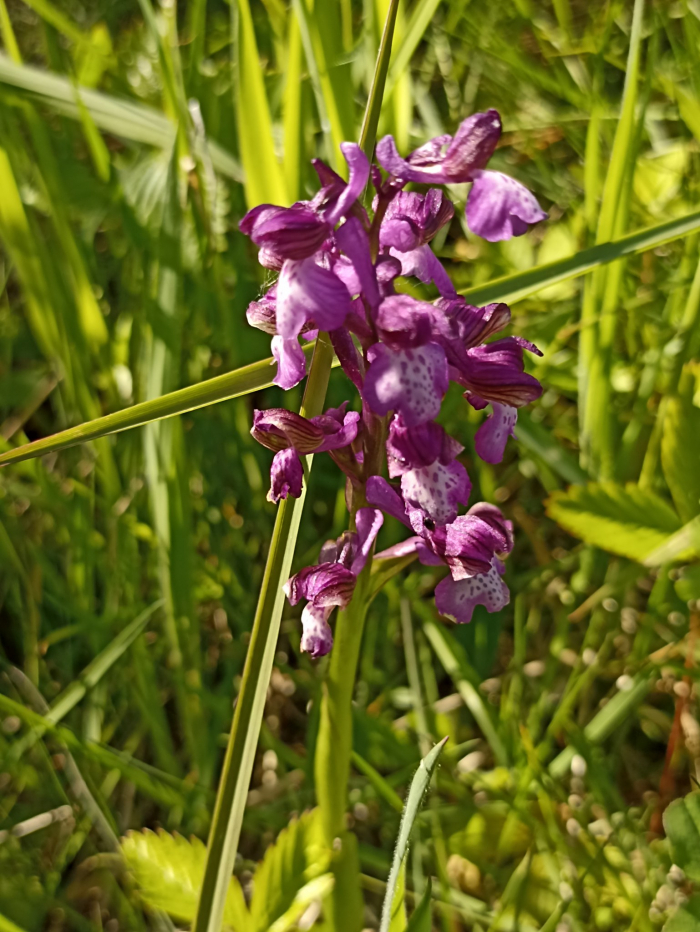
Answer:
[376,109,547,242]
[364,295,449,427]
[284,508,383,657]
[252,405,360,503]
[386,415,470,526]
[240,144,370,388]
[369,478,513,623]
[379,189,456,296]
[239,131,548,653]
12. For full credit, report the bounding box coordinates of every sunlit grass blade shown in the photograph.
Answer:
[0,344,326,467]
[581,0,645,478]
[191,334,334,932]
[233,0,288,205]
[384,0,445,99]
[379,738,447,932]
[0,54,243,181]
[359,0,399,160]
[292,0,353,170]
[459,209,700,306]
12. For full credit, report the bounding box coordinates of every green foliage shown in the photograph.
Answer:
[663,896,700,932]
[249,809,330,932]
[380,739,446,932]
[661,370,700,524]
[546,482,685,562]
[121,829,249,928]
[664,793,700,883]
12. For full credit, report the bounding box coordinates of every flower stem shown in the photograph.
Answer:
[313,560,372,931]
[191,333,334,932]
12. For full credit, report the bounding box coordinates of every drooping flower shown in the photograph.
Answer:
[252,405,360,502]
[376,109,547,242]
[284,508,383,656]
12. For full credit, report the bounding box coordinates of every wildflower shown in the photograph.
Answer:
[376,109,547,242]
[284,508,383,657]
[239,117,546,654]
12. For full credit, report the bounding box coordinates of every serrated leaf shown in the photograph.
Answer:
[546,482,681,562]
[249,809,330,932]
[663,896,700,932]
[121,830,249,929]
[661,386,700,524]
[663,794,700,883]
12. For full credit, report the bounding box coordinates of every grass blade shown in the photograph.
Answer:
[423,620,508,767]
[379,738,447,932]
[0,53,242,181]
[384,0,445,99]
[0,344,326,467]
[458,210,700,306]
[8,601,163,762]
[359,0,399,159]
[233,0,288,205]
[191,334,335,932]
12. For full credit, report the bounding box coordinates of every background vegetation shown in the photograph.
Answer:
[0,0,699,930]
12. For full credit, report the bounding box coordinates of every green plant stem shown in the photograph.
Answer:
[191,333,334,932]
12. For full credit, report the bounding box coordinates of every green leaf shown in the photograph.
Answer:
[121,829,250,928]
[249,810,330,932]
[233,0,288,206]
[663,896,700,932]
[663,793,700,882]
[546,482,682,562]
[458,210,700,307]
[379,739,447,932]
[643,517,700,567]
[267,874,335,932]
[661,382,700,524]
[0,343,325,468]
[405,881,432,932]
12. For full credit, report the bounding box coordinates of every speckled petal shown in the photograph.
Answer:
[435,559,510,623]
[366,475,411,528]
[364,343,449,427]
[351,507,384,575]
[401,460,471,526]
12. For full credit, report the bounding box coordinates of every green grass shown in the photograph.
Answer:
[0,1,699,931]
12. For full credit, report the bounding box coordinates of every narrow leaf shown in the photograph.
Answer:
[405,881,432,932]
[0,54,242,181]
[458,210,700,307]
[0,344,323,467]
[379,739,447,932]
[233,0,288,206]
